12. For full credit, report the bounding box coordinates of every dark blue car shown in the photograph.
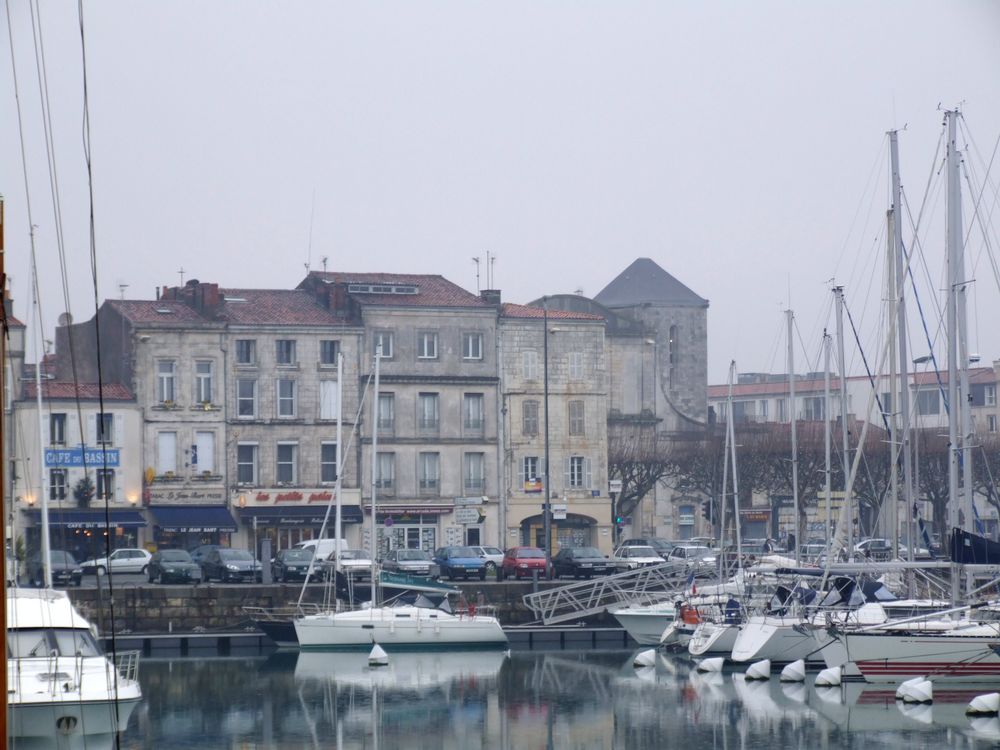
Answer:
[432,546,487,580]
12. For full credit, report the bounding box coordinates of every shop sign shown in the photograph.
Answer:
[147,488,226,504]
[251,490,336,504]
[45,446,120,468]
[740,510,771,522]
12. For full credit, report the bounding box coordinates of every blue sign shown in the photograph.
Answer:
[44,446,120,468]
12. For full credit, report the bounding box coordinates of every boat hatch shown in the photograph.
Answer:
[361,624,374,629]
[394,614,411,618]
[38,673,72,682]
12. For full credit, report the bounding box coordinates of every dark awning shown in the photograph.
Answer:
[25,509,147,529]
[238,505,363,528]
[149,505,238,533]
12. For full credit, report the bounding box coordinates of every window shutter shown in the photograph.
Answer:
[87,414,96,445]
[196,432,215,474]
[564,458,571,488]
[115,471,123,502]
[585,458,593,489]
[518,458,526,487]
[115,414,124,447]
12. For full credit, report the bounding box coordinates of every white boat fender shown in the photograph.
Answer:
[633,649,657,668]
[368,643,389,667]
[968,716,1000,738]
[696,657,725,673]
[744,659,771,681]
[895,676,926,701]
[967,693,1000,716]
[814,666,842,687]
[900,679,933,704]
[779,660,806,683]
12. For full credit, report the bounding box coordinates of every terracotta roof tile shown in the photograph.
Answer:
[500,303,604,321]
[109,300,209,325]
[218,289,349,326]
[23,381,133,401]
[307,271,489,308]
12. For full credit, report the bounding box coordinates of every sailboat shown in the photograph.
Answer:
[293,347,507,650]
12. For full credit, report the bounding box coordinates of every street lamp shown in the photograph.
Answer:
[542,297,552,567]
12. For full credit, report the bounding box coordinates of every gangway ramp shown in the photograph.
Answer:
[523,561,688,625]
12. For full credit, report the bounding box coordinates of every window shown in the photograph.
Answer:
[522,400,539,436]
[276,339,296,366]
[277,379,297,418]
[375,453,395,490]
[157,360,176,403]
[157,432,177,474]
[568,351,584,380]
[881,392,893,416]
[195,361,213,403]
[464,393,484,431]
[566,456,591,489]
[237,443,258,484]
[377,393,395,431]
[916,389,940,416]
[520,456,540,487]
[320,340,340,367]
[236,339,256,365]
[759,400,769,419]
[96,413,114,445]
[802,397,825,421]
[464,452,485,492]
[418,393,439,431]
[50,469,67,501]
[374,331,393,359]
[419,452,440,493]
[987,386,997,407]
[319,380,339,420]
[237,378,257,418]
[417,331,438,360]
[463,332,483,361]
[96,469,115,501]
[568,400,585,436]
[276,443,298,484]
[522,351,539,380]
[195,431,215,474]
[321,442,338,483]
[777,398,787,422]
[989,415,998,433]
[50,413,66,445]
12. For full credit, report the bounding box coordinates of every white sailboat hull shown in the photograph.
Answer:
[730,616,829,665]
[295,604,508,649]
[610,604,676,646]
[843,626,1000,683]
[688,621,739,658]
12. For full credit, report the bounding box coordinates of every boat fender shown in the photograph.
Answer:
[680,605,702,625]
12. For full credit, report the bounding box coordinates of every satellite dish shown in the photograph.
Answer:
[58,312,73,326]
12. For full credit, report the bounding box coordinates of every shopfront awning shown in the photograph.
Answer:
[25,508,147,529]
[238,505,363,528]
[149,505,238,533]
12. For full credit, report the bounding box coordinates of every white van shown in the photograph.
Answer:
[293,538,348,561]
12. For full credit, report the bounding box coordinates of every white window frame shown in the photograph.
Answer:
[96,413,114,445]
[50,469,67,501]
[276,442,298,484]
[375,452,395,490]
[236,443,258,485]
[157,431,177,475]
[463,393,484,431]
[374,331,394,359]
[417,331,438,360]
[418,392,439,431]
[276,339,296,366]
[277,378,297,418]
[464,452,485,493]
[195,360,213,404]
[377,393,395,431]
[320,442,338,483]
[319,380,340,420]
[236,339,256,365]
[195,431,215,474]
[463,332,483,361]
[50,413,66,445]
[418,452,440,493]
[567,456,591,489]
[237,378,258,419]
[96,469,115,500]
[320,339,340,367]
[522,350,539,380]
[157,360,176,404]
[987,385,997,407]
[568,351,584,380]
[520,456,540,486]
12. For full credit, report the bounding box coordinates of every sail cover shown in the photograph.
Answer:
[950,527,1000,564]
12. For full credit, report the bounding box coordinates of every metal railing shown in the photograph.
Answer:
[522,561,689,625]
[114,650,141,683]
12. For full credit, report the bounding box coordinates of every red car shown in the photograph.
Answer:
[498,547,549,580]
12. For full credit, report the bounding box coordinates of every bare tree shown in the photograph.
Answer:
[914,427,951,537]
[607,425,677,540]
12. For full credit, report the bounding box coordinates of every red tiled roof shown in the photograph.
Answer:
[307,271,489,308]
[500,303,604,321]
[23,381,133,400]
[218,289,350,326]
[4,314,25,327]
[108,300,209,325]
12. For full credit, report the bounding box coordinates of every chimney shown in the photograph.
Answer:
[480,289,501,306]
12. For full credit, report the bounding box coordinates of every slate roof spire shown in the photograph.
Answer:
[594,258,708,308]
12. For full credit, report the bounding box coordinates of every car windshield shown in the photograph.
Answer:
[625,547,656,556]
[159,550,191,562]
[284,549,313,561]
[482,547,502,555]
[573,548,603,558]
[397,550,429,561]
[515,549,545,559]
[338,550,367,560]
[451,547,478,558]
[219,550,253,561]
[50,551,77,564]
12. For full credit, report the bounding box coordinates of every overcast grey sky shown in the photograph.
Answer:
[3,1,999,382]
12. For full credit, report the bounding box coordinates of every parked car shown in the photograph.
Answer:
[667,544,716,568]
[799,543,828,563]
[433,546,488,580]
[200,548,262,583]
[854,538,893,560]
[148,549,203,584]
[612,544,665,570]
[620,537,675,559]
[272,548,316,582]
[322,549,373,579]
[469,545,505,574]
[26,550,83,587]
[80,548,152,576]
[551,547,613,579]
[188,544,223,566]
[498,547,549,580]
[381,549,438,577]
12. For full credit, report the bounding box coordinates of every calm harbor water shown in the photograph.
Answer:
[101,648,1000,749]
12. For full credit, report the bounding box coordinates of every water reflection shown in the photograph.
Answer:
[113,650,998,749]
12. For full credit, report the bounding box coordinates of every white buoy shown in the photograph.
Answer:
[368,643,389,667]
[900,679,933,704]
[744,659,771,681]
[814,685,842,704]
[781,682,807,704]
[967,693,1000,715]
[895,675,926,701]
[633,648,657,668]
[779,659,806,682]
[898,701,933,724]
[634,666,657,682]
[969,716,1000,739]
[697,657,725,673]
[814,666,842,687]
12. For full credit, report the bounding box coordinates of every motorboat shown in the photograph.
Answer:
[609,601,678,646]
[7,588,142,740]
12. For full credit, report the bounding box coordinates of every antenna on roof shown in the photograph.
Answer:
[305,188,316,272]
[118,282,128,300]
[472,256,481,293]
[177,267,186,286]
[489,253,496,288]
[321,256,328,272]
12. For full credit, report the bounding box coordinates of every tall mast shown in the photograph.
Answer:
[945,111,962,541]
[720,364,733,579]
[369,346,381,605]
[334,351,344,579]
[887,209,899,555]
[834,286,853,557]
[787,309,800,564]
[823,332,833,544]
[726,361,743,569]
[889,129,915,563]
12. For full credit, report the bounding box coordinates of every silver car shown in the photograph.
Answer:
[381,549,439,577]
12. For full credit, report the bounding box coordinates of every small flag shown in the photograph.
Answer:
[686,570,696,594]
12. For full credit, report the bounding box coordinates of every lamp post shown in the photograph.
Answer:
[542,298,552,566]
